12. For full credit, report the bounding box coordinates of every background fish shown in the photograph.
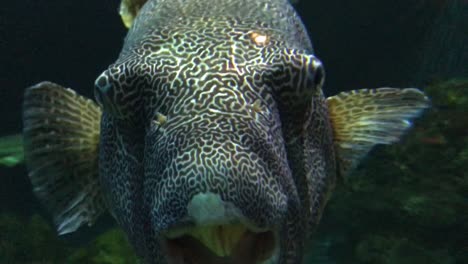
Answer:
[0,135,24,167]
[20,0,429,263]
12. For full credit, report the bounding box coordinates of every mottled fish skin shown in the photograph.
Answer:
[94,0,330,263]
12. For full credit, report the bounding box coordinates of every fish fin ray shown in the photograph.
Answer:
[327,87,430,178]
[23,81,104,235]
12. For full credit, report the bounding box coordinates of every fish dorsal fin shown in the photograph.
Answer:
[327,88,430,179]
[119,0,149,28]
[23,82,105,235]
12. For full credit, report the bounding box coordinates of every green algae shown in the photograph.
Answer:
[0,213,138,264]
[0,134,24,167]
[355,235,456,264]
[0,214,71,263]
[69,229,139,264]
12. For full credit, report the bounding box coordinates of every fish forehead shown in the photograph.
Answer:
[123,18,285,76]
[114,19,287,122]
[124,0,313,53]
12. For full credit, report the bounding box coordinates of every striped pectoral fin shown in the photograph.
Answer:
[23,81,104,235]
[327,88,430,178]
[119,0,149,28]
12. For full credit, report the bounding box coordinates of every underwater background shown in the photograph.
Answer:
[0,0,467,263]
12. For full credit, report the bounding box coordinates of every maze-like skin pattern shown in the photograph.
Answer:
[95,0,335,263]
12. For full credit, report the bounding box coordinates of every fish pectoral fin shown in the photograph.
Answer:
[23,81,105,235]
[327,88,430,178]
[119,0,148,28]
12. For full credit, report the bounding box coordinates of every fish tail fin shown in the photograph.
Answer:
[0,134,24,167]
[23,81,105,235]
[327,88,430,178]
[119,0,149,28]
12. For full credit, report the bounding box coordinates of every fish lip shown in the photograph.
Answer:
[161,218,271,239]
[161,223,279,264]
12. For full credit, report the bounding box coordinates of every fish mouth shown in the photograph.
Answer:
[162,223,277,264]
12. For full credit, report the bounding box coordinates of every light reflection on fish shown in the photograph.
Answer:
[22,0,429,263]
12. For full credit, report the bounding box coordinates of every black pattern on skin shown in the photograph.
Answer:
[95,0,333,263]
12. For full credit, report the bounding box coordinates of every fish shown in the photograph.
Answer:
[21,0,430,263]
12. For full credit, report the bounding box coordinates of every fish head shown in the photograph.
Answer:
[94,23,324,263]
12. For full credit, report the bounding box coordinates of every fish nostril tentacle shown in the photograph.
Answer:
[95,72,113,95]
[94,71,119,117]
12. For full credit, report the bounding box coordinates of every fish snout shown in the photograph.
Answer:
[144,143,287,263]
[158,191,282,264]
[147,142,289,228]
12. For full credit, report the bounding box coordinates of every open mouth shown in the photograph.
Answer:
[163,223,277,264]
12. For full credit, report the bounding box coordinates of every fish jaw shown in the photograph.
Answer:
[162,224,278,264]
[158,192,280,264]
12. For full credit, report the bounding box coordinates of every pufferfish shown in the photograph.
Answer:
[22,0,429,263]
